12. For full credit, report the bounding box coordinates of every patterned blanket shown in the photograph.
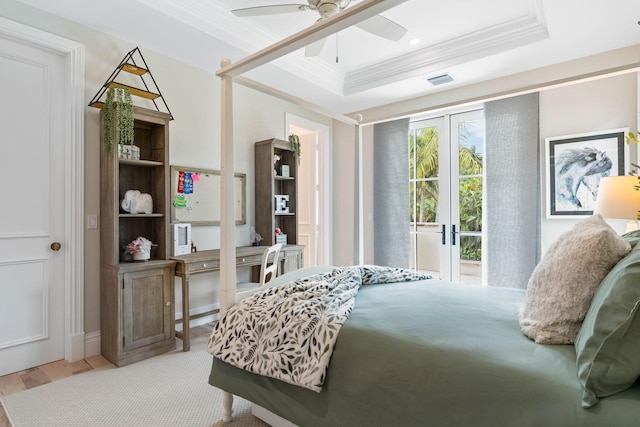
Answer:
[207,265,430,392]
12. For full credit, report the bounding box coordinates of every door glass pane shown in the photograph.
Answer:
[459,235,482,285]
[409,124,441,276]
[456,115,484,286]
[459,177,482,232]
[416,127,439,179]
[414,231,441,275]
[458,119,484,174]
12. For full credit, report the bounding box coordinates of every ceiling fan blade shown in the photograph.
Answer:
[232,4,307,17]
[355,14,407,41]
[305,37,327,57]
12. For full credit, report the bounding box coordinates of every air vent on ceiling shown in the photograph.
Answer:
[426,74,453,86]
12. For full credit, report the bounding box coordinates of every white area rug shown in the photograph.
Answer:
[1,346,267,427]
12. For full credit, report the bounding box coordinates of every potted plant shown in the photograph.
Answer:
[288,134,301,164]
[103,86,134,154]
[126,236,156,261]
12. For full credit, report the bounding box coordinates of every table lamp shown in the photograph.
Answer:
[594,175,640,232]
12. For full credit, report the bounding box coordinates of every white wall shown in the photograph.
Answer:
[331,120,357,265]
[0,0,352,337]
[539,73,638,250]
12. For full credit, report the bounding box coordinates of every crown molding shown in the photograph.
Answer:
[137,0,548,97]
[344,12,548,95]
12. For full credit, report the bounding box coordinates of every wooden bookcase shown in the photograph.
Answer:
[255,138,298,246]
[99,106,176,367]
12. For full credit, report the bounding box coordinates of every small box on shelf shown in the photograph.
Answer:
[276,234,287,245]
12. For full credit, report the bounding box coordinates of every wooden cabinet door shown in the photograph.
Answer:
[122,267,173,351]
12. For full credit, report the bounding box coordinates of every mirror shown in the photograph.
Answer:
[170,165,246,226]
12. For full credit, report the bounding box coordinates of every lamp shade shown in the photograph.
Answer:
[594,176,640,220]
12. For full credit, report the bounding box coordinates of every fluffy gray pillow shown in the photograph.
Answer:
[519,214,630,344]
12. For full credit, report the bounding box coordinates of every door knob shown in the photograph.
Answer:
[50,242,62,251]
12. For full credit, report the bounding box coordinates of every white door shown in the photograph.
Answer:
[287,114,330,267]
[409,109,485,285]
[295,129,318,267]
[0,32,67,375]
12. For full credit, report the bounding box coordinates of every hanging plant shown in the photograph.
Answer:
[288,133,301,164]
[103,87,134,153]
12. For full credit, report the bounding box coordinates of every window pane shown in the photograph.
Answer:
[415,127,439,179]
[413,230,441,275]
[458,119,484,176]
[460,235,481,261]
[416,180,438,223]
[409,181,416,224]
[459,177,482,232]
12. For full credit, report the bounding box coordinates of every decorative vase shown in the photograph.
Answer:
[133,246,151,261]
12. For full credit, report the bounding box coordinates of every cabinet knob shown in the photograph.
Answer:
[165,301,171,307]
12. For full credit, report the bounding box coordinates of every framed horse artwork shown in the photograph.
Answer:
[545,128,629,218]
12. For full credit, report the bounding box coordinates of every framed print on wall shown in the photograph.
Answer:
[545,128,629,218]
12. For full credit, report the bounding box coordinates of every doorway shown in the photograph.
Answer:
[409,109,485,285]
[0,17,85,375]
[285,113,330,267]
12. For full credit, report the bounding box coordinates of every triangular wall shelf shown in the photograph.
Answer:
[88,47,174,120]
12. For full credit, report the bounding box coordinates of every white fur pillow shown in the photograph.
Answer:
[519,214,630,344]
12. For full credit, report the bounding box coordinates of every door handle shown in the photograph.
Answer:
[441,224,446,245]
[451,225,457,246]
[50,242,62,251]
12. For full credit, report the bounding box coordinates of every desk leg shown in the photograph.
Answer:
[181,274,191,351]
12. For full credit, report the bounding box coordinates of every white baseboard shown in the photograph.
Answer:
[84,330,101,358]
[175,303,220,332]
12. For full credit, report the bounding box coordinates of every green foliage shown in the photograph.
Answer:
[288,134,301,164]
[103,87,134,153]
[409,121,484,261]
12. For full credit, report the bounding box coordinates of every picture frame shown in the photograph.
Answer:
[545,128,629,218]
[170,166,246,226]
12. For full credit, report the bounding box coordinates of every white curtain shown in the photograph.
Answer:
[484,92,541,288]
[373,118,410,267]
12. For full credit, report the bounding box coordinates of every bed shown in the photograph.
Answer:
[207,225,640,426]
[207,273,640,425]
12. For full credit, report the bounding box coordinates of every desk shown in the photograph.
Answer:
[171,245,304,350]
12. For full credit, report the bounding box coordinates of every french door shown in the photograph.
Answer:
[409,109,485,285]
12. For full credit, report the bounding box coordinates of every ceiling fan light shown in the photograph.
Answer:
[426,74,454,86]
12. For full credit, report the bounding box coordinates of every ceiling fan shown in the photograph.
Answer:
[231,0,408,57]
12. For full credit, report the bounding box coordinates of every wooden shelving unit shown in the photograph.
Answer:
[255,138,299,246]
[99,106,176,367]
[88,47,173,119]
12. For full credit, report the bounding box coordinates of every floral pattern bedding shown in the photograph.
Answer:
[207,265,430,392]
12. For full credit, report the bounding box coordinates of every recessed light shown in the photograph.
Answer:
[409,38,421,46]
[426,74,454,86]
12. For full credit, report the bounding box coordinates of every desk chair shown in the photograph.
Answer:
[236,243,283,301]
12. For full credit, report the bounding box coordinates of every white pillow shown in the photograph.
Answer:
[519,214,630,344]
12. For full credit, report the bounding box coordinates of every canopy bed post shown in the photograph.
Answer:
[219,57,237,315]
[219,58,236,423]
[354,113,364,265]
[213,2,409,423]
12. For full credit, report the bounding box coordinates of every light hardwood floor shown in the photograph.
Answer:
[0,325,211,427]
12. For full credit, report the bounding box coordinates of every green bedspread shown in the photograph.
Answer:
[208,266,640,426]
